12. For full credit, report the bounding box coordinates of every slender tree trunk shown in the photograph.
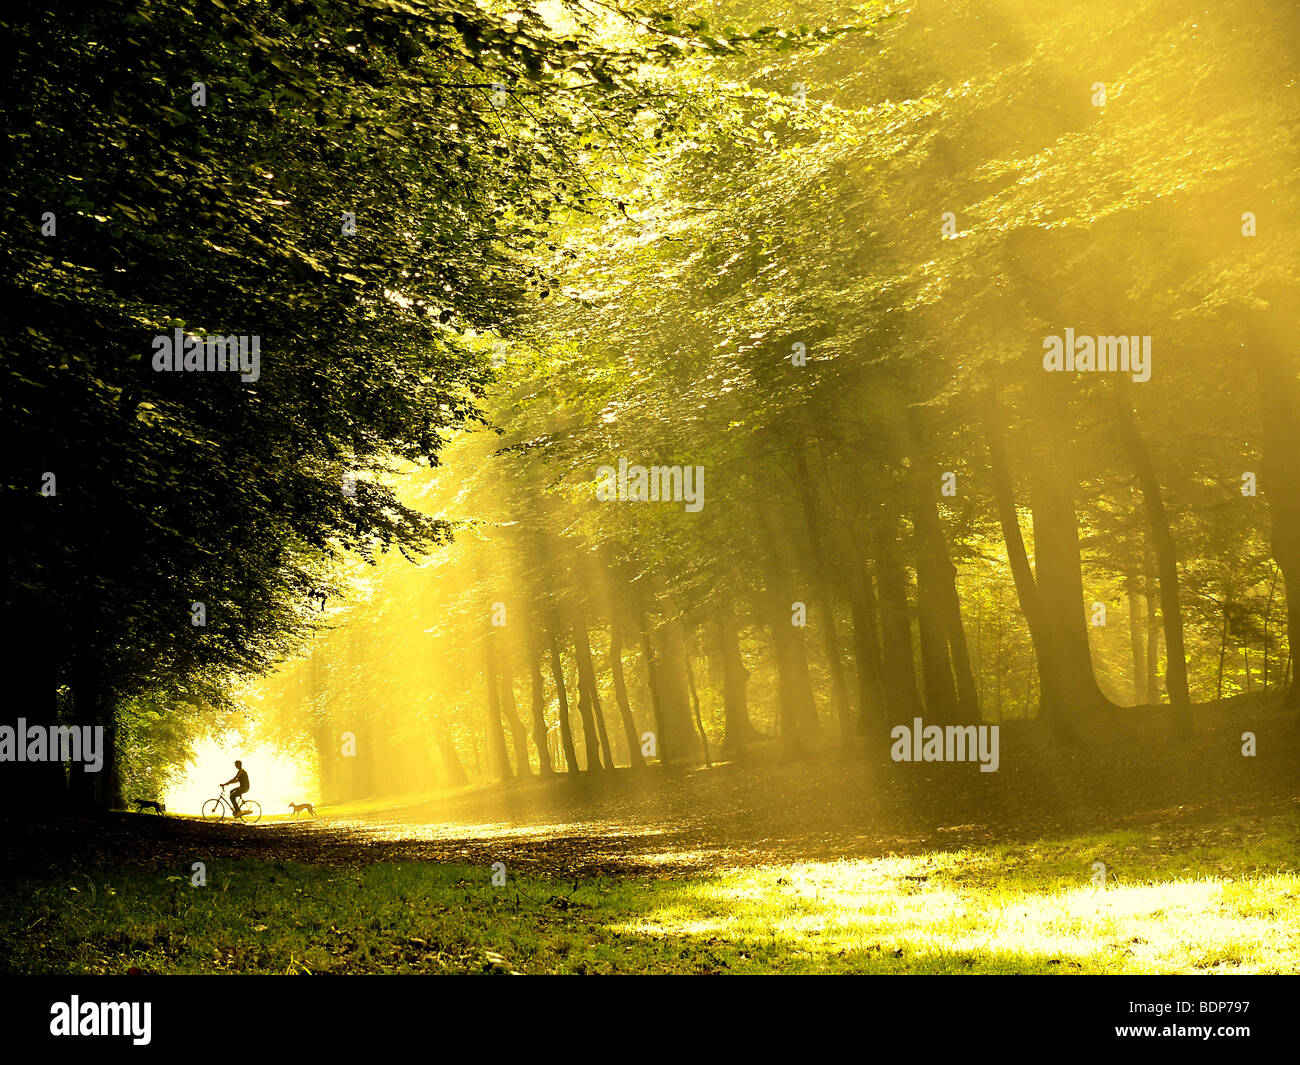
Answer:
[1126,486,1150,705]
[99,711,123,811]
[1244,310,1300,711]
[547,625,579,773]
[754,497,821,733]
[905,409,980,725]
[484,637,514,782]
[756,584,806,756]
[788,613,822,733]
[847,563,887,732]
[437,729,469,787]
[498,651,531,776]
[571,610,612,770]
[312,724,340,802]
[1113,385,1192,737]
[635,605,670,761]
[914,535,960,721]
[658,616,704,759]
[635,598,698,762]
[794,449,853,741]
[1216,592,1229,701]
[1263,564,1278,692]
[871,501,924,718]
[904,436,958,720]
[1141,554,1159,708]
[716,599,754,750]
[1024,650,1034,716]
[1127,571,1147,704]
[993,608,1003,722]
[607,616,644,768]
[682,635,712,767]
[527,632,554,774]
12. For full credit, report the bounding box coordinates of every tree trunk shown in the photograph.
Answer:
[1145,549,1161,705]
[985,405,1079,739]
[607,616,644,768]
[547,625,579,773]
[682,634,712,767]
[1113,385,1192,737]
[437,729,469,787]
[1027,462,1112,715]
[484,636,514,782]
[527,633,555,774]
[871,502,924,718]
[635,606,669,761]
[572,609,613,770]
[1246,312,1300,710]
[657,615,704,759]
[1263,564,1278,692]
[68,650,115,810]
[634,599,698,762]
[787,612,822,733]
[716,598,754,750]
[913,534,961,721]
[847,563,887,733]
[905,409,981,725]
[754,501,821,735]
[0,590,66,809]
[756,583,806,756]
[1127,571,1147,704]
[794,449,853,741]
[498,650,531,776]
[1216,592,1229,701]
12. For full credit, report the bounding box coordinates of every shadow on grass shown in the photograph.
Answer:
[4,812,1296,975]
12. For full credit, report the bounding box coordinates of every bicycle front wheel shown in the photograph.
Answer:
[201,798,225,821]
[240,800,262,824]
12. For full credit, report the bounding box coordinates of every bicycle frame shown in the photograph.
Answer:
[204,788,260,823]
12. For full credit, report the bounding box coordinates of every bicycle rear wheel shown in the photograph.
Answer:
[201,798,225,821]
[240,800,262,824]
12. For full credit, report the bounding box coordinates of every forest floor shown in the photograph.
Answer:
[2,695,1297,973]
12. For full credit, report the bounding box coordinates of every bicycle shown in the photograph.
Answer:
[202,787,262,824]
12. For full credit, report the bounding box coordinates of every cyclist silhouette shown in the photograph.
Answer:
[220,760,250,816]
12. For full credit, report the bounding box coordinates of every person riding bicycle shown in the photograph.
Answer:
[220,760,250,817]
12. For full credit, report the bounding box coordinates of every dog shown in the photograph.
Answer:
[288,801,316,818]
[132,798,165,815]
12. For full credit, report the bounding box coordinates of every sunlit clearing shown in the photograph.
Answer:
[612,854,1300,974]
[166,736,318,817]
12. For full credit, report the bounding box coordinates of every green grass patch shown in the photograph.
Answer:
[4,814,1297,974]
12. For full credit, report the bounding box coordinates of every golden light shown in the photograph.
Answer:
[165,736,319,817]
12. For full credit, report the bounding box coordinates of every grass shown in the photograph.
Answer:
[5,812,1297,974]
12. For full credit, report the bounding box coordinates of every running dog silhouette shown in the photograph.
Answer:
[132,798,165,815]
[288,801,316,818]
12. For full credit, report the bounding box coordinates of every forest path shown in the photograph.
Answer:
[5,697,1295,880]
[321,697,1297,875]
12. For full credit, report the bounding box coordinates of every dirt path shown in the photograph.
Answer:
[3,699,1296,881]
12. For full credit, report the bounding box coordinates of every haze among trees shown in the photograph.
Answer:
[2,0,1299,978]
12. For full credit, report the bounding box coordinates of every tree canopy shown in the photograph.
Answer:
[3,0,1297,809]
